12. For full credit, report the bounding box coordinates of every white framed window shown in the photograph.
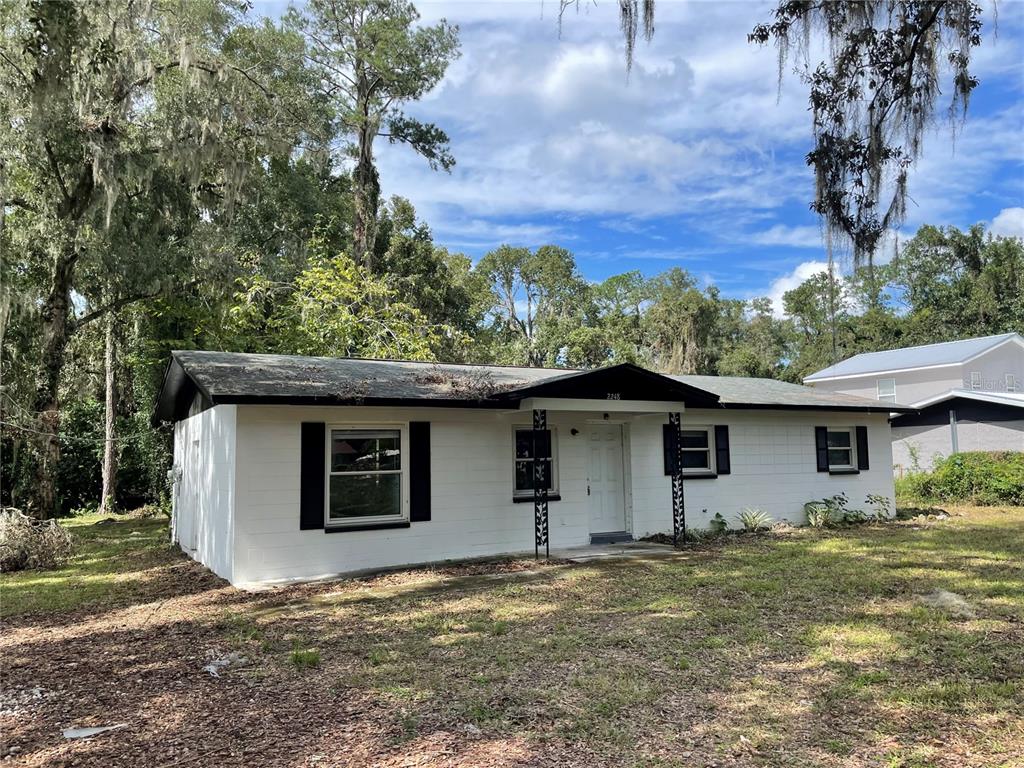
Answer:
[970,371,983,391]
[326,427,406,526]
[680,426,716,474]
[513,427,558,498]
[1007,374,1018,393]
[876,378,896,403]
[826,427,856,470]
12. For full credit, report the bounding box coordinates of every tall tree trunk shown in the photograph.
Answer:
[352,74,380,270]
[100,310,119,515]
[32,247,76,519]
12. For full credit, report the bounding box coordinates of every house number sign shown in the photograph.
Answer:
[606,393,621,400]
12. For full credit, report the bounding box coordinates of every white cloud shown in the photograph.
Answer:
[748,224,825,249]
[991,207,1024,238]
[263,1,1023,260]
[760,260,831,317]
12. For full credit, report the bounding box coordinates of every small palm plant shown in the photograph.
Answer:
[737,507,773,532]
[804,502,831,528]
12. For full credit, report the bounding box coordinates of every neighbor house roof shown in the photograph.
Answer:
[904,388,1024,411]
[154,351,911,424]
[804,333,1024,382]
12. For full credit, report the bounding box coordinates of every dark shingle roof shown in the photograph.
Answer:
[154,351,911,424]
[673,374,908,410]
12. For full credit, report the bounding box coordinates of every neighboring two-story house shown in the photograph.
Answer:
[805,333,1024,472]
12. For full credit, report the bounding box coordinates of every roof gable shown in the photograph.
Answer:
[497,363,720,407]
[804,333,1024,382]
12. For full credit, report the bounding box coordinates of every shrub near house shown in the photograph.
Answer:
[897,451,1024,506]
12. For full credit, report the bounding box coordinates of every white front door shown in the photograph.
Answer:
[587,424,626,533]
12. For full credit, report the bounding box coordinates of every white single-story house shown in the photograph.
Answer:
[154,351,910,588]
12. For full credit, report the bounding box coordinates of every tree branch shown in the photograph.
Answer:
[75,279,202,327]
[43,141,70,203]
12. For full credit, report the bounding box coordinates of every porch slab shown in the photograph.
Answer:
[551,541,677,563]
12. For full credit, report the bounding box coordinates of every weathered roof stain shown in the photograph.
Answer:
[158,351,905,421]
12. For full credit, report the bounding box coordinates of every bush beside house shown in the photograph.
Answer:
[897,451,1024,506]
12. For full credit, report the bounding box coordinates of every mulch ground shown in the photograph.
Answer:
[3,508,1023,768]
[0,558,593,768]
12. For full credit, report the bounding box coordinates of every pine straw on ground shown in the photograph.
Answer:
[2,507,1022,768]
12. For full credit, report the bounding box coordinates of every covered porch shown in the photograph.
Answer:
[493,363,722,558]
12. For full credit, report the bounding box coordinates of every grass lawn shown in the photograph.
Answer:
[1,507,1022,767]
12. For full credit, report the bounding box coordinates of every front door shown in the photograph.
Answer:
[587,424,626,533]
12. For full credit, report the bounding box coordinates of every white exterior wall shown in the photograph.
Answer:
[630,410,894,536]
[172,404,237,582]
[893,419,1024,471]
[966,345,1024,393]
[226,404,896,587]
[232,405,591,585]
[810,368,964,405]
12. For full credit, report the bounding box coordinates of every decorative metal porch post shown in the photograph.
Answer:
[532,408,550,559]
[669,411,687,546]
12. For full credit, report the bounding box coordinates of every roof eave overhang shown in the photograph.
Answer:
[716,402,918,414]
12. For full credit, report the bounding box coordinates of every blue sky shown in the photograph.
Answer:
[262,0,1024,311]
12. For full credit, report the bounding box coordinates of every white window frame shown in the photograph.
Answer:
[876,378,896,403]
[680,425,716,475]
[512,426,559,499]
[325,424,409,528]
[826,427,856,471]
[970,371,983,391]
[1007,374,1018,393]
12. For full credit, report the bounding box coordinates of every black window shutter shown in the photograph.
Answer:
[856,426,870,471]
[814,427,829,472]
[409,422,431,522]
[714,425,731,475]
[533,429,551,459]
[662,423,678,475]
[300,422,326,530]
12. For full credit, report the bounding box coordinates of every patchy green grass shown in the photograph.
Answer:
[289,648,322,670]
[2,505,1022,767]
[0,512,181,618]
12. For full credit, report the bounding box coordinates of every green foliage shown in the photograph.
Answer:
[708,511,729,535]
[474,244,594,367]
[737,507,773,532]
[290,648,322,670]
[899,452,1024,507]
[865,494,893,520]
[893,225,1024,342]
[804,501,832,529]
[805,493,894,527]
[226,247,447,360]
[291,0,460,260]
[54,400,104,516]
[804,494,851,527]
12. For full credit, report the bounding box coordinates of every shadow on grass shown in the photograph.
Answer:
[0,516,228,624]
[3,507,1022,767]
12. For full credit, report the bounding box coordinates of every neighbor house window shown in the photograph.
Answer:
[877,378,896,403]
[327,429,404,525]
[513,427,558,498]
[970,371,983,391]
[680,427,715,474]
[1007,374,1018,393]
[826,428,856,470]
